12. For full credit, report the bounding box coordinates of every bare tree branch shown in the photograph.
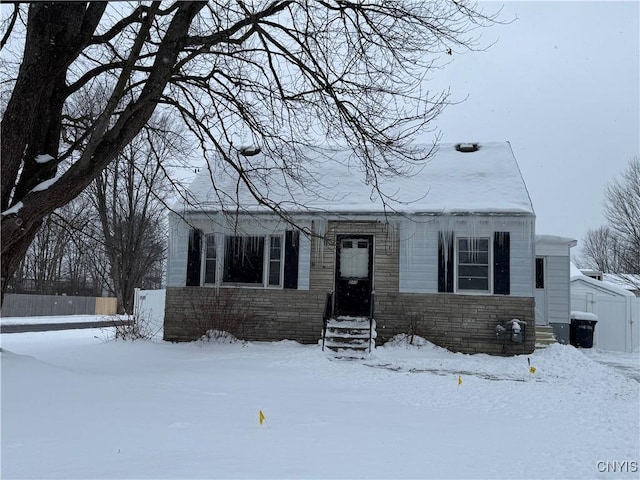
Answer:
[579,156,640,281]
[2,1,500,301]
[0,3,20,51]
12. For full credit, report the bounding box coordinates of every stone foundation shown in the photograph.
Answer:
[163,287,327,344]
[164,287,534,355]
[374,293,535,355]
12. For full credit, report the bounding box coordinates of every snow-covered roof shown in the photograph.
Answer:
[182,142,534,216]
[535,235,577,256]
[536,235,578,246]
[602,274,640,293]
[570,262,584,278]
[571,274,636,298]
[571,262,639,296]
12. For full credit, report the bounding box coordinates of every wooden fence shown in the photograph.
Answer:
[1,294,117,317]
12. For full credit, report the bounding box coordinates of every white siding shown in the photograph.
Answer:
[510,222,535,297]
[166,213,190,287]
[399,215,535,296]
[165,212,312,289]
[166,213,219,287]
[545,255,571,324]
[398,221,438,292]
[168,212,535,295]
[297,233,311,290]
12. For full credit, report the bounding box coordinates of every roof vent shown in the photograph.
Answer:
[239,145,261,156]
[455,143,479,153]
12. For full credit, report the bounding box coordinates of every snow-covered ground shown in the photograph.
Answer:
[1,321,638,479]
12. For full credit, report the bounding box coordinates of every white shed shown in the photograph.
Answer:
[571,271,639,352]
[534,235,577,344]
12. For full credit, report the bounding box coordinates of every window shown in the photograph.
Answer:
[268,235,282,286]
[535,257,544,289]
[457,237,490,292]
[440,231,510,295]
[218,235,285,287]
[223,236,265,284]
[339,239,369,278]
[204,234,216,284]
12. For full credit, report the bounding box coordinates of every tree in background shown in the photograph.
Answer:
[7,199,102,296]
[1,2,500,302]
[579,156,640,287]
[578,226,620,273]
[7,113,178,305]
[604,156,640,276]
[88,116,183,313]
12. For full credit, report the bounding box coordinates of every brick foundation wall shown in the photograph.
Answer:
[163,287,327,343]
[374,293,535,355]
[164,220,535,355]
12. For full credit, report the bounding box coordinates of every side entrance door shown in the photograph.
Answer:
[334,235,374,317]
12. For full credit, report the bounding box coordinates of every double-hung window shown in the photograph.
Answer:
[268,235,282,286]
[204,234,217,284]
[439,231,510,295]
[456,237,490,292]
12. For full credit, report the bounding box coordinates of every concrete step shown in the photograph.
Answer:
[535,326,557,349]
[324,337,369,348]
[323,316,376,359]
[326,328,370,338]
[535,326,556,333]
[328,349,370,360]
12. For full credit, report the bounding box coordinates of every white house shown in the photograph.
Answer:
[164,142,537,355]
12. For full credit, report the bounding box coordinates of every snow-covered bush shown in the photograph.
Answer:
[386,333,431,348]
[198,330,245,345]
[186,289,251,342]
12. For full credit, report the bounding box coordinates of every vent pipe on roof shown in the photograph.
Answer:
[239,146,261,156]
[455,143,479,153]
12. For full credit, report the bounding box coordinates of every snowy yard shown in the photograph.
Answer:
[1,321,638,479]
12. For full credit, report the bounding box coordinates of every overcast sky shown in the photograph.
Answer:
[425,1,639,252]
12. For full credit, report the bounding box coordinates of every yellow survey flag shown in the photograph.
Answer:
[259,410,266,426]
[457,375,462,386]
[529,366,536,374]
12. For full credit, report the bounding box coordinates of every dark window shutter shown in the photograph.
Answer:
[493,232,510,295]
[186,228,202,286]
[283,230,299,289]
[438,231,454,293]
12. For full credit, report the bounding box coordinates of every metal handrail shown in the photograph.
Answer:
[368,290,375,353]
[322,291,333,351]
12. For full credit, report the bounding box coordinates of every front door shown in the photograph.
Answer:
[334,235,373,316]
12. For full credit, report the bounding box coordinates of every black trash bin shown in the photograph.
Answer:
[570,312,598,348]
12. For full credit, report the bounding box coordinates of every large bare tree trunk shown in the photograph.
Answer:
[0,222,41,304]
[1,3,103,299]
[1,2,205,301]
